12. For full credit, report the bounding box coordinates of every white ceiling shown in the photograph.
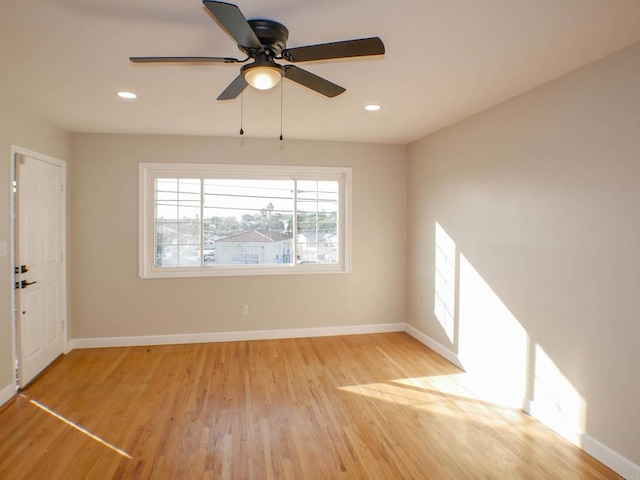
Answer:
[2,0,640,144]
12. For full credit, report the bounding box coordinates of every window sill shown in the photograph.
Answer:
[140,263,350,279]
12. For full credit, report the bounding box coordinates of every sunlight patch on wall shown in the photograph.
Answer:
[427,224,589,447]
[434,222,456,342]
[457,255,528,408]
[529,345,587,446]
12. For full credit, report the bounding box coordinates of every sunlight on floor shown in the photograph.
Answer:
[393,373,518,408]
[337,377,514,430]
[341,372,531,413]
[338,369,588,451]
[21,394,133,459]
[339,381,456,414]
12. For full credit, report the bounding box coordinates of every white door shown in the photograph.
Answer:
[15,152,66,387]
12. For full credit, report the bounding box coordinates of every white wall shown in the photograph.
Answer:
[69,134,407,339]
[407,42,640,466]
[0,98,69,398]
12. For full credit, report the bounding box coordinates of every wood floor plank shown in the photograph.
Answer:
[0,333,621,479]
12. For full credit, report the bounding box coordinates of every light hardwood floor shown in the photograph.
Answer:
[0,333,619,479]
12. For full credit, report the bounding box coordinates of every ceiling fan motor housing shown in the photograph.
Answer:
[246,19,289,56]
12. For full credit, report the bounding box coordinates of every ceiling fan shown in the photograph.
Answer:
[130,1,385,100]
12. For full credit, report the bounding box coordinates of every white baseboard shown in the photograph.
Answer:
[581,433,640,478]
[403,323,464,369]
[0,382,17,408]
[68,322,406,350]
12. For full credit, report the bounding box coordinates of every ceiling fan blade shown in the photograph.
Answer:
[203,1,261,49]
[282,37,385,63]
[130,56,240,64]
[217,74,249,100]
[284,65,345,98]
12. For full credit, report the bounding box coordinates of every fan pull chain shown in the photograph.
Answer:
[279,81,284,141]
[239,91,244,135]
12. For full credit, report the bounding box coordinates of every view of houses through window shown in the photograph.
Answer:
[155,178,340,268]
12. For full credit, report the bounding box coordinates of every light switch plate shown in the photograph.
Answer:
[0,241,7,257]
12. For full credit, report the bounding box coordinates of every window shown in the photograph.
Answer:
[139,163,351,278]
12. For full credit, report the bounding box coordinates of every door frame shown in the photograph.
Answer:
[10,145,69,390]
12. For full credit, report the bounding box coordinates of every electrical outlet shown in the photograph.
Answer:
[241,304,249,315]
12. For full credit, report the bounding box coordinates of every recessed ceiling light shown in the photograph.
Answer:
[364,104,381,111]
[116,91,137,99]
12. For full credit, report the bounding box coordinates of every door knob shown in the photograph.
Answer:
[20,280,37,288]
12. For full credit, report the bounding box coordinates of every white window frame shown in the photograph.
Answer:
[139,163,352,278]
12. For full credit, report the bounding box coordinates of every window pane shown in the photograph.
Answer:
[296,180,339,264]
[156,178,178,220]
[178,179,201,220]
[156,245,177,267]
[204,179,295,266]
[156,223,178,245]
[155,178,203,267]
[178,222,200,244]
[178,245,201,267]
